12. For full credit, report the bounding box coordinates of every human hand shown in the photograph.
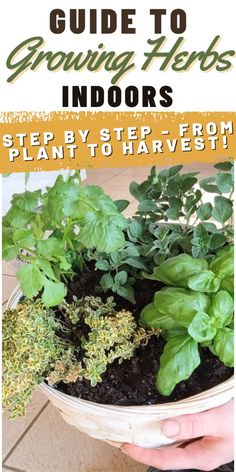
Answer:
[121,400,234,470]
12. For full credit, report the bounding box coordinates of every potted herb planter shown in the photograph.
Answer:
[7,282,234,449]
[3,164,234,449]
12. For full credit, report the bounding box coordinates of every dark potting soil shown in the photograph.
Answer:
[56,265,233,406]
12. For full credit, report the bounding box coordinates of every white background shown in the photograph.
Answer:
[0,0,236,112]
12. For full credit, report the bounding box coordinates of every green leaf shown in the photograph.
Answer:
[215,173,233,193]
[188,312,216,342]
[11,190,41,212]
[212,196,233,224]
[116,285,135,304]
[201,222,218,234]
[209,233,226,250]
[200,177,219,194]
[100,274,114,291]
[2,227,19,260]
[193,223,209,240]
[13,229,36,248]
[37,237,65,259]
[159,165,183,180]
[152,287,211,328]
[35,258,57,281]
[221,277,234,295]
[156,335,200,396]
[110,252,123,265]
[129,182,144,201]
[17,263,44,299]
[169,198,182,211]
[165,181,180,197]
[79,212,126,253]
[42,279,67,307]
[144,254,208,287]
[138,200,158,212]
[2,242,19,261]
[192,245,207,258]
[114,200,130,212]
[188,270,221,293]
[140,302,178,330]
[216,245,234,258]
[162,327,187,341]
[123,257,147,269]
[210,252,234,279]
[114,271,127,286]
[197,203,212,221]
[214,161,233,171]
[165,207,181,220]
[124,245,141,257]
[210,290,233,327]
[95,260,111,271]
[3,207,31,229]
[58,256,72,271]
[210,327,234,367]
[127,220,143,240]
[181,177,198,192]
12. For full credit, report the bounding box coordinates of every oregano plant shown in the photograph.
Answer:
[90,162,234,303]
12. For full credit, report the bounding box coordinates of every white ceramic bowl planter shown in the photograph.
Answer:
[8,286,234,449]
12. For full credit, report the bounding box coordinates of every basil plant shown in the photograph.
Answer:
[140,245,234,396]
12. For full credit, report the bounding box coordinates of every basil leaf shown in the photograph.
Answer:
[221,277,234,295]
[216,245,234,258]
[210,328,234,367]
[188,270,221,293]
[188,311,216,342]
[210,253,234,279]
[162,327,187,341]
[140,302,177,329]
[144,254,208,287]
[210,290,233,327]
[156,335,200,396]
[153,288,211,327]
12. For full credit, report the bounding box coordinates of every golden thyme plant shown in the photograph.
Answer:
[2,300,66,419]
[48,296,161,387]
[3,296,160,419]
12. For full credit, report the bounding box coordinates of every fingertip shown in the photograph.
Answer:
[162,419,180,437]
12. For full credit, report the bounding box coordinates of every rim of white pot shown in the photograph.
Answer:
[7,284,234,414]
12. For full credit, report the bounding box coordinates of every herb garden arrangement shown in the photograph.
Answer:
[3,163,234,420]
